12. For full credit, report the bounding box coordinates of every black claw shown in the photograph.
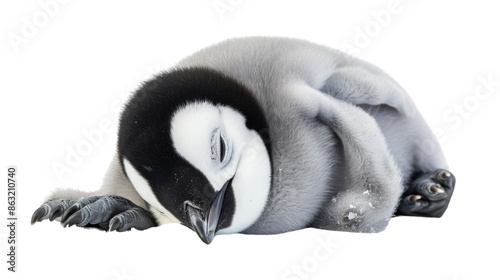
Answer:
[429,184,445,195]
[434,169,455,187]
[62,211,84,228]
[439,170,450,179]
[31,207,47,225]
[108,219,122,232]
[49,205,63,221]
[408,195,422,203]
[60,204,80,224]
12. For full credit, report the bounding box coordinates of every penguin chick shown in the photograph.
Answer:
[32,37,456,244]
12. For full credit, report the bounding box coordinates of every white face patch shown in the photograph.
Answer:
[170,102,232,190]
[123,158,180,224]
[170,101,271,233]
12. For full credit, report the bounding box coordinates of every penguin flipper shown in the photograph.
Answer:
[298,85,404,232]
[319,56,415,118]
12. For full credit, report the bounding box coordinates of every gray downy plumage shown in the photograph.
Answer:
[32,37,452,241]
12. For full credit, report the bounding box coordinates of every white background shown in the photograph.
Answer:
[1,1,499,279]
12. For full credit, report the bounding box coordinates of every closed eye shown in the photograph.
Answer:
[219,134,226,162]
[211,129,229,164]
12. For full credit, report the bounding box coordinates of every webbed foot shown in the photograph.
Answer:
[31,195,157,231]
[397,169,456,217]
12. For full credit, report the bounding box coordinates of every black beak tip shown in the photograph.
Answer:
[200,233,215,245]
[185,179,232,244]
[188,207,216,244]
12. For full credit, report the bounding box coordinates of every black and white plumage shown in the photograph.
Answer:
[32,37,456,244]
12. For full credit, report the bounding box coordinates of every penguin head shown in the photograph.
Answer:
[118,68,271,244]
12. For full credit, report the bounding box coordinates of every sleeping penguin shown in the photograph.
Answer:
[32,37,456,244]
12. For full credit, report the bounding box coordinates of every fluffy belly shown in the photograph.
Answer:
[244,119,340,234]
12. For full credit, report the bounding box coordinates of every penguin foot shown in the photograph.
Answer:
[31,195,157,231]
[396,169,456,217]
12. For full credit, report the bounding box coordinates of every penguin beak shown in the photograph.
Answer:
[185,179,232,244]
